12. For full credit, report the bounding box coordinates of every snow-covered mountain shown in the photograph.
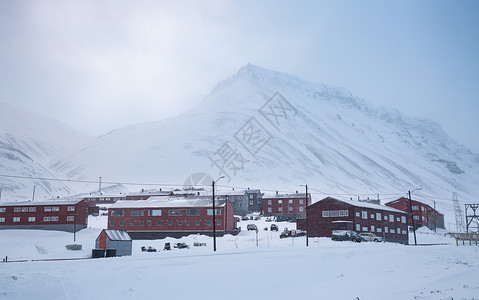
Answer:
[46,64,479,223]
[0,102,93,200]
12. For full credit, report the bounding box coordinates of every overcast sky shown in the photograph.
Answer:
[1,0,478,152]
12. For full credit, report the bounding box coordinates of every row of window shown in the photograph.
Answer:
[322,210,349,217]
[266,199,304,205]
[1,206,76,213]
[411,205,427,211]
[0,216,75,222]
[355,223,407,235]
[357,211,406,224]
[111,208,221,217]
[267,206,304,213]
[110,219,221,227]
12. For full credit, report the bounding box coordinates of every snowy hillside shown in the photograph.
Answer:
[48,64,479,224]
[0,103,93,200]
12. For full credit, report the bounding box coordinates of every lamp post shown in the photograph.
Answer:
[212,176,225,252]
[300,184,309,247]
[408,188,422,245]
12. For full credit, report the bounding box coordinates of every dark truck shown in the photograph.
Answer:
[280,229,306,239]
[331,230,362,242]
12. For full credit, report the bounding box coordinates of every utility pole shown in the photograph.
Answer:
[99,177,102,194]
[212,180,216,252]
[408,190,417,245]
[32,185,36,201]
[305,184,308,247]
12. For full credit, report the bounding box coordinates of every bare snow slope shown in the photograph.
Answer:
[48,65,479,220]
[0,102,93,200]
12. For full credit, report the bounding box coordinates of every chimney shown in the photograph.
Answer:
[276,191,278,195]
[160,188,162,191]
[296,190,298,194]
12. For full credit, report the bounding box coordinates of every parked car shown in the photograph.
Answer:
[360,232,384,242]
[141,246,157,252]
[241,216,250,221]
[247,224,258,231]
[270,224,279,231]
[280,229,306,239]
[331,230,362,242]
[174,243,189,249]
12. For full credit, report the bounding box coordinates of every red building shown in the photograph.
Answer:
[107,196,236,239]
[262,192,311,220]
[298,197,409,244]
[82,194,126,205]
[0,199,89,232]
[385,197,445,230]
[125,189,174,201]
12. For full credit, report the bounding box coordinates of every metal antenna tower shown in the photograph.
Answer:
[452,192,465,232]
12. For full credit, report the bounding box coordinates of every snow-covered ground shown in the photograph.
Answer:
[1,215,478,299]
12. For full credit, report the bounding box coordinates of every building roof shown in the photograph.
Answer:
[263,193,309,199]
[317,197,406,214]
[109,196,226,209]
[104,230,131,241]
[0,199,85,207]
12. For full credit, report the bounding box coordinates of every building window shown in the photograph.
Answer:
[344,210,349,216]
[288,207,293,212]
[412,205,419,210]
[206,220,211,226]
[157,220,162,226]
[147,220,152,226]
[268,200,272,205]
[267,207,272,213]
[130,220,135,226]
[299,199,303,204]
[186,220,190,226]
[384,227,389,233]
[13,217,21,222]
[390,229,395,234]
[356,212,360,217]
[43,217,51,221]
[249,200,253,205]
[289,199,293,204]
[14,207,21,212]
[0,208,5,213]
[207,209,221,216]
[111,209,124,216]
[119,220,124,226]
[278,200,282,204]
[376,213,381,220]
[168,220,172,226]
[140,220,144,226]
[195,220,200,226]
[397,228,401,234]
[52,207,59,212]
[21,207,28,212]
[67,216,74,221]
[421,206,425,211]
[401,216,406,223]
[389,215,394,222]
[299,207,304,212]
[370,214,374,219]
[377,228,382,233]
[217,220,221,225]
[330,210,339,217]
[322,211,329,217]
[131,209,144,216]
[278,207,283,212]
[168,209,182,216]
[67,206,75,211]
[177,220,182,226]
[28,217,35,222]
[402,230,406,235]
[339,210,345,217]
[149,209,162,216]
[110,220,114,226]
[362,227,368,232]
[384,216,388,220]
[356,224,360,231]
[413,215,419,220]
[371,225,375,232]
[422,216,425,221]
[0,217,5,222]
[29,207,36,212]
[186,209,200,216]
[396,217,400,222]
[44,207,51,212]
[51,216,59,221]
[362,211,367,219]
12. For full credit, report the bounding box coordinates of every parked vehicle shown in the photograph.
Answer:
[270,224,279,231]
[174,243,189,249]
[241,216,250,221]
[360,232,384,242]
[164,242,171,250]
[247,224,258,231]
[280,229,306,239]
[141,246,157,252]
[331,230,362,242]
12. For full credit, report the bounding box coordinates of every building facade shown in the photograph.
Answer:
[298,197,409,244]
[385,197,445,230]
[216,189,263,216]
[0,199,89,232]
[262,192,311,220]
[107,196,236,239]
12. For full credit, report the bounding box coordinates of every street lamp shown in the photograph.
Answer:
[212,176,225,251]
[300,184,309,247]
[408,188,422,245]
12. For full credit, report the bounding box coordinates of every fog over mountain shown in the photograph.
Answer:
[1,65,477,225]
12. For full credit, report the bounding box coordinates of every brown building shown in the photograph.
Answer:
[0,199,89,232]
[385,197,445,230]
[108,196,236,239]
[298,197,409,244]
[262,192,311,220]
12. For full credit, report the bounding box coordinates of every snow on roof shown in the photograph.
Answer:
[0,199,84,207]
[109,196,226,209]
[104,230,131,241]
[263,193,309,199]
[320,197,406,214]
